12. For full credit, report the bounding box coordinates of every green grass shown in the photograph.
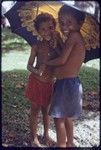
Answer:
[79,66,99,92]
[2,28,30,53]
[2,70,29,107]
[2,70,30,134]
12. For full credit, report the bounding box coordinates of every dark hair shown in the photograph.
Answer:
[34,13,56,31]
[58,5,85,25]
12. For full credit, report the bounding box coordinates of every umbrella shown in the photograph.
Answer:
[4,1,100,62]
[2,6,6,15]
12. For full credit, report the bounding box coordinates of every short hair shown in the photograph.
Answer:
[58,5,85,25]
[34,13,56,32]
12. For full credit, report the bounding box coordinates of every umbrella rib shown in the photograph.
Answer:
[13,27,24,32]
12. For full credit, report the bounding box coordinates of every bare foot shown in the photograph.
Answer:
[31,136,43,147]
[66,142,76,147]
[31,141,47,147]
[31,135,47,147]
[31,140,42,147]
[43,135,55,146]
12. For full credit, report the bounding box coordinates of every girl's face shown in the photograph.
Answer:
[38,20,55,41]
[59,13,79,36]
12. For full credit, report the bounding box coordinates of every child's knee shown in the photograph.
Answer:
[31,103,40,115]
[41,106,49,115]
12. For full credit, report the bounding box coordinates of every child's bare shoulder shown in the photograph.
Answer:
[68,31,84,45]
[32,43,37,48]
[70,31,82,39]
[31,42,40,52]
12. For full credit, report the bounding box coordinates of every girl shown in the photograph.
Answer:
[25,13,63,147]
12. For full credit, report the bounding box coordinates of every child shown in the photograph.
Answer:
[25,13,63,147]
[45,5,86,147]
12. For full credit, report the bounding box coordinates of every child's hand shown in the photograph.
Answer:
[33,65,45,76]
[38,64,46,76]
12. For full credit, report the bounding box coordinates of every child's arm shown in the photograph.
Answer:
[27,44,42,75]
[27,44,37,72]
[45,32,77,66]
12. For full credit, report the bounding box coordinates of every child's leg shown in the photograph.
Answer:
[41,106,49,137]
[41,106,54,146]
[65,118,74,147]
[29,102,41,147]
[54,118,67,147]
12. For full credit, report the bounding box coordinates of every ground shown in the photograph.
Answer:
[2,97,100,147]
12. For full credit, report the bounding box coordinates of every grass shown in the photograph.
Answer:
[2,70,30,141]
[79,66,99,92]
[2,70,29,107]
[2,28,30,52]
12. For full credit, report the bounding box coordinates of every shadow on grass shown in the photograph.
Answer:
[2,67,100,147]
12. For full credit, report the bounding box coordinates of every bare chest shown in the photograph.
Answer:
[37,43,49,63]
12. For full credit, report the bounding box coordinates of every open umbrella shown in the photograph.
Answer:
[4,1,100,62]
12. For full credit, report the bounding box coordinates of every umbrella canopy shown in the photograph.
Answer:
[2,6,6,15]
[4,1,100,62]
